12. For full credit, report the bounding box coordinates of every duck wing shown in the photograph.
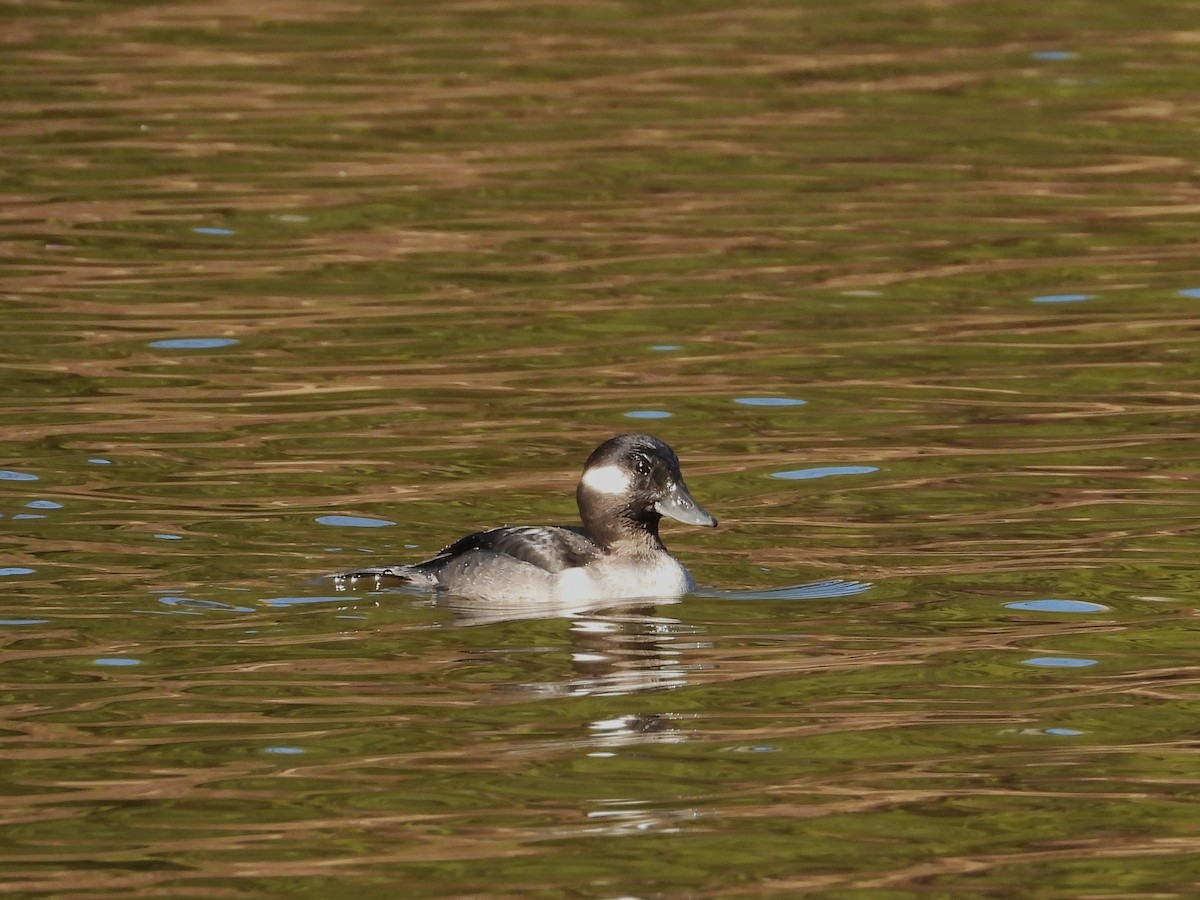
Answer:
[417,525,598,575]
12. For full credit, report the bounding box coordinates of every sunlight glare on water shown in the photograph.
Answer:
[3,0,1200,895]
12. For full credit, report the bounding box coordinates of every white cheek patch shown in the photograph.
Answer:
[580,463,632,495]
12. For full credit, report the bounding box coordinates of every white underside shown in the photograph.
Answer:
[555,555,694,603]
[338,557,697,604]
[426,545,697,605]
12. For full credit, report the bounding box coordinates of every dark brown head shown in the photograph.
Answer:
[575,434,716,548]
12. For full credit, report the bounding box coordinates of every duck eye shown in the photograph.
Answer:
[633,453,653,477]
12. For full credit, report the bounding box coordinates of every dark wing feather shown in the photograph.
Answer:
[416,525,597,575]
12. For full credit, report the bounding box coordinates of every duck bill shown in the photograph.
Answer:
[654,481,718,528]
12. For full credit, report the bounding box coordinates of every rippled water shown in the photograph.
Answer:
[4,0,1200,895]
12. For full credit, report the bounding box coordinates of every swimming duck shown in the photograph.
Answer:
[333,433,716,602]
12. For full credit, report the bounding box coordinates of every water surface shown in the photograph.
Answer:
[4,0,1200,895]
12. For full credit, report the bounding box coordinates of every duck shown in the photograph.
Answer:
[332,434,717,603]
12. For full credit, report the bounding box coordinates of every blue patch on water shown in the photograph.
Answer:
[154,533,183,541]
[1006,599,1109,613]
[624,410,672,419]
[93,658,142,667]
[1022,656,1099,668]
[0,567,35,577]
[1045,728,1084,736]
[650,344,681,351]
[0,618,49,626]
[12,514,44,520]
[263,746,306,755]
[1031,293,1093,303]
[315,515,396,528]
[0,470,38,481]
[149,338,240,350]
[1031,50,1078,61]
[1178,288,1200,298]
[26,500,62,509]
[771,466,879,480]
[262,596,347,607]
[159,596,255,614]
[734,397,807,407]
[702,579,872,601]
[192,226,236,236]
[88,458,112,465]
